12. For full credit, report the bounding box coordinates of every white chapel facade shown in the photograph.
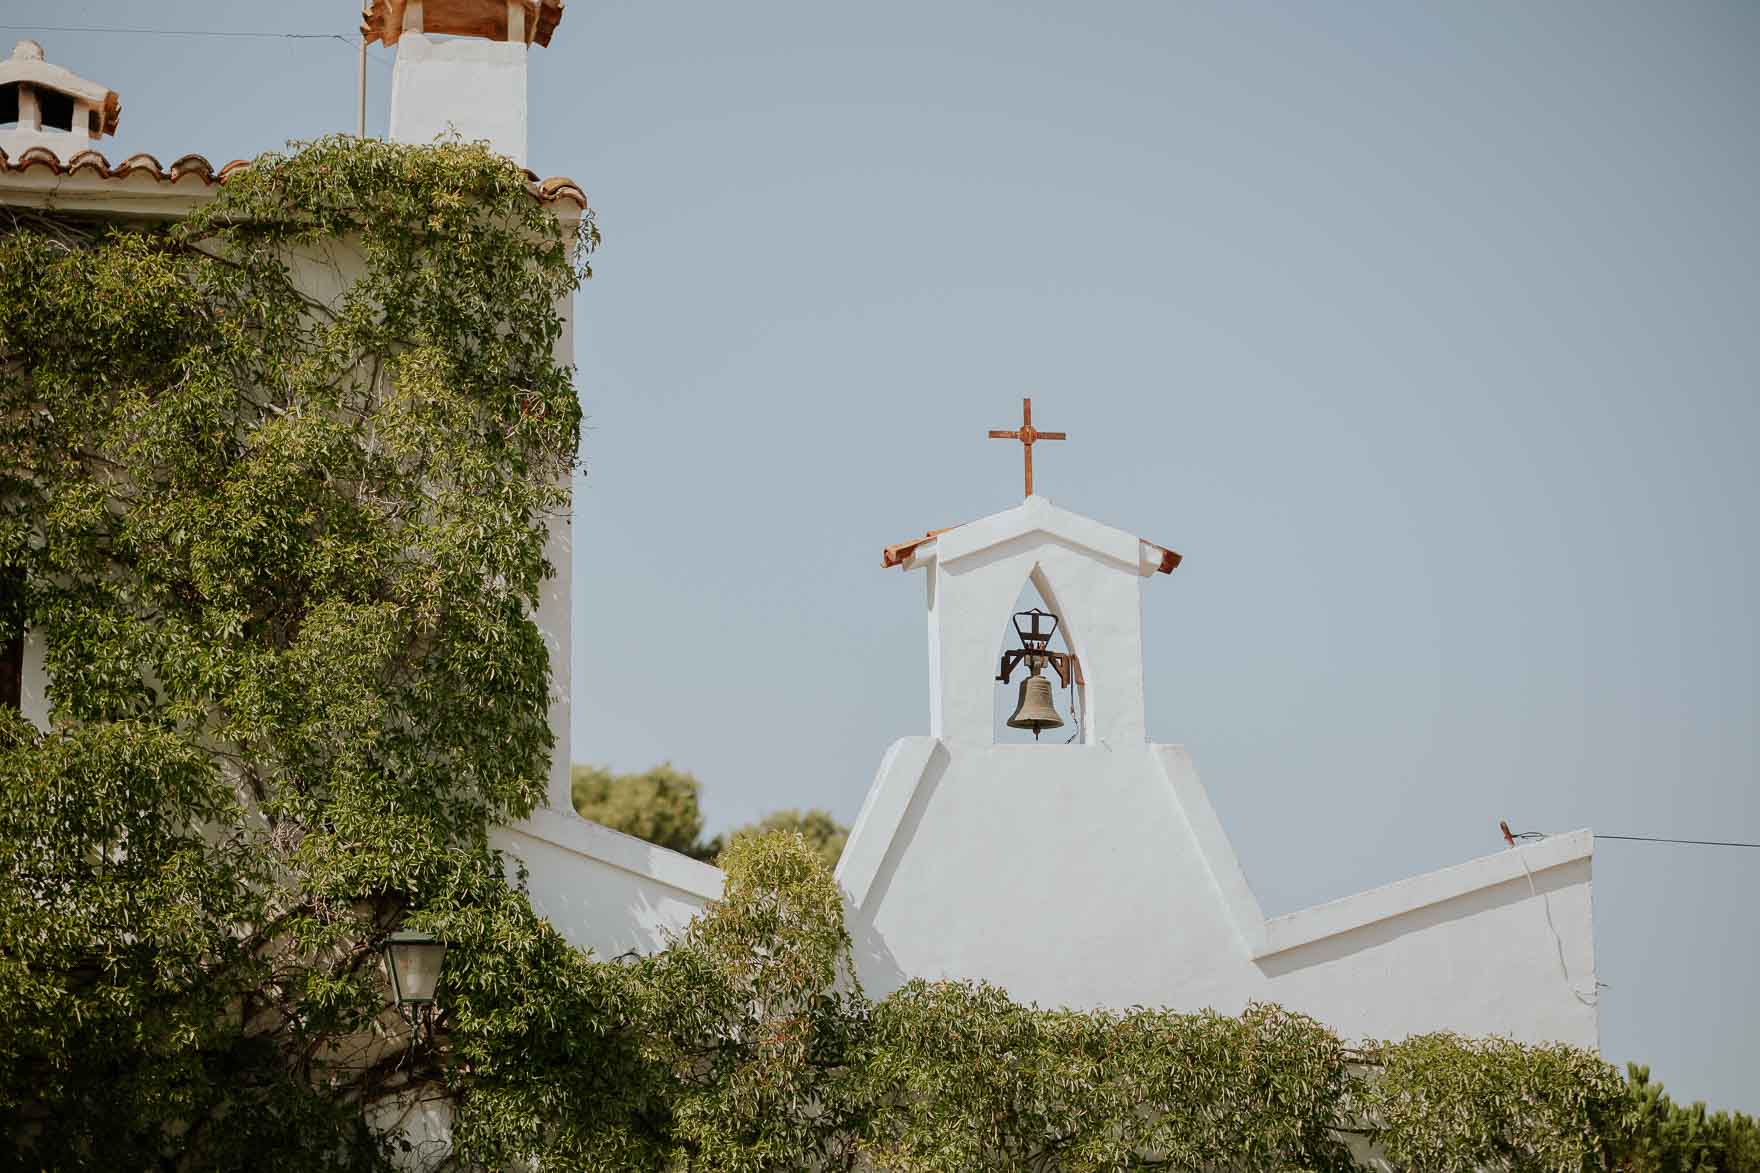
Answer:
[840,470,1599,1048]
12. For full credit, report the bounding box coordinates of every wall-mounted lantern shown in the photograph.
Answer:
[997,608,1081,740]
[384,930,447,1039]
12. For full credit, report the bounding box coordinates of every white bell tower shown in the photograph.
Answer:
[837,403,1597,1055]
[886,494,1178,747]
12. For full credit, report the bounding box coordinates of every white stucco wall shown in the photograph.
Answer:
[538,295,576,813]
[843,497,1600,1049]
[389,34,530,166]
[843,737,1597,1047]
[18,631,48,730]
[492,808,721,957]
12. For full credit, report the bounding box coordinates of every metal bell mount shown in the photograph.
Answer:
[997,607,1081,741]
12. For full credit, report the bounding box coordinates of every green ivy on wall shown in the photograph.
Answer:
[0,135,594,1169]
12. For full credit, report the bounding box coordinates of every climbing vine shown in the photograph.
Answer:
[0,135,594,1170]
[1,136,1754,1171]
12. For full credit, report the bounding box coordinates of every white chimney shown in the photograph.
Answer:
[364,0,564,167]
[0,39,120,163]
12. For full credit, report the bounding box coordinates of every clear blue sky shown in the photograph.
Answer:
[13,0,1756,1111]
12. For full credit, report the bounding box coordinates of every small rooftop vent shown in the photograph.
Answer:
[0,40,120,164]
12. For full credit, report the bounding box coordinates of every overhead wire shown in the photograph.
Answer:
[0,23,393,66]
[1503,825,1760,850]
[1594,834,1760,849]
[1498,822,1752,1007]
[1497,820,1592,1003]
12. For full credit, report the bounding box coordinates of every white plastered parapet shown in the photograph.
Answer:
[839,734,1598,1046]
[492,807,723,960]
[839,738,1592,963]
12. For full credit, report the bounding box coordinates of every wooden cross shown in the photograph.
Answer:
[988,397,1066,498]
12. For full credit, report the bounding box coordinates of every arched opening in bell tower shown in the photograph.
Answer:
[992,569,1088,745]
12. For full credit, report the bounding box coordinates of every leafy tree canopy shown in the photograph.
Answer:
[572,762,712,859]
[716,808,848,872]
[572,762,848,869]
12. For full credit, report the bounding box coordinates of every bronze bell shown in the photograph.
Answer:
[1007,673,1064,739]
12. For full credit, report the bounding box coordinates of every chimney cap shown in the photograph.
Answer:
[0,39,121,140]
[361,0,565,48]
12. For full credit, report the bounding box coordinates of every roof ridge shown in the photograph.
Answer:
[0,148,587,209]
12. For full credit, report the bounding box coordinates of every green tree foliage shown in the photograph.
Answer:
[1353,1033,1631,1171]
[570,762,848,869]
[712,808,848,872]
[571,762,712,859]
[441,827,1760,1172]
[1616,1064,1760,1173]
[862,987,1359,1171]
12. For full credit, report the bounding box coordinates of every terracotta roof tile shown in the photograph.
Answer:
[528,172,587,205]
[64,149,109,176]
[362,0,565,48]
[12,146,64,171]
[0,147,588,210]
[167,154,215,181]
[116,152,166,176]
[881,527,957,569]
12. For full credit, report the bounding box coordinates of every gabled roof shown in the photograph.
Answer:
[882,496,1181,577]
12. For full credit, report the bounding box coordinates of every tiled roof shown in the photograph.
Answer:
[0,146,589,209]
